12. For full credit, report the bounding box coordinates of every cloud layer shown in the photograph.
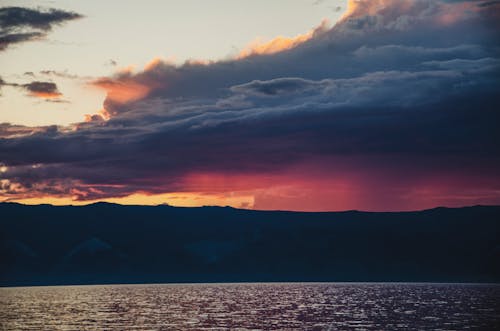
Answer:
[1,0,499,211]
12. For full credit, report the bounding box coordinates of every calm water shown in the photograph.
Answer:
[0,283,499,330]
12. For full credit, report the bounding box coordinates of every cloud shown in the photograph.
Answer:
[39,70,79,79]
[230,78,326,97]
[0,77,64,99]
[0,31,43,50]
[0,76,6,94]
[237,19,330,59]
[105,59,117,67]
[0,6,82,51]
[1,0,500,210]
[22,81,62,98]
[90,76,153,108]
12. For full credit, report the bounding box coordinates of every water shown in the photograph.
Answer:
[0,283,498,330]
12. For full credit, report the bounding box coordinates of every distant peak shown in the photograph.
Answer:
[86,201,119,207]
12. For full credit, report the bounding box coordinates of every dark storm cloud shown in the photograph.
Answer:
[0,7,82,51]
[1,0,500,202]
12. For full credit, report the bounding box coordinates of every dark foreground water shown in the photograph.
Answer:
[0,283,499,330]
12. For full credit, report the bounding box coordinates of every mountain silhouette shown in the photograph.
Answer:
[0,203,499,286]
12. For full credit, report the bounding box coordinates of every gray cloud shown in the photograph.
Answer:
[0,77,64,99]
[39,70,79,79]
[230,78,326,97]
[0,31,43,50]
[0,6,82,51]
[22,81,60,95]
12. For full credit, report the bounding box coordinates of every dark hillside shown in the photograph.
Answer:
[1,203,499,286]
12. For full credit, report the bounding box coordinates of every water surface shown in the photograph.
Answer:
[1,283,499,330]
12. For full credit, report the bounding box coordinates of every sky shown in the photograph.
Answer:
[0,0,342,126]
[0,0,499,211]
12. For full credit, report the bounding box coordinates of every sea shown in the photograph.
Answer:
[0,283,499,330]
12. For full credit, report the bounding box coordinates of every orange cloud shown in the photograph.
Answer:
[237,19,330,59]
[340,0,477,26]
[184,58,212,66]
[91,77,151,104]
[28,91,62,99]
[144,57,163,71]
[341,0,378,19]
[341,0,421,20]
[84,108,111,122]
[87,63,158,121]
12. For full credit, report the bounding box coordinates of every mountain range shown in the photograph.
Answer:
[1,203,499,286]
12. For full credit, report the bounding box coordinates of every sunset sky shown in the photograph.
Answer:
[1,0,499,211]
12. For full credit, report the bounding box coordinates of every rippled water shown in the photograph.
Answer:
[0,283,499,330]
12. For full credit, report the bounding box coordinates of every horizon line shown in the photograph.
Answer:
[1,201,498,214]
